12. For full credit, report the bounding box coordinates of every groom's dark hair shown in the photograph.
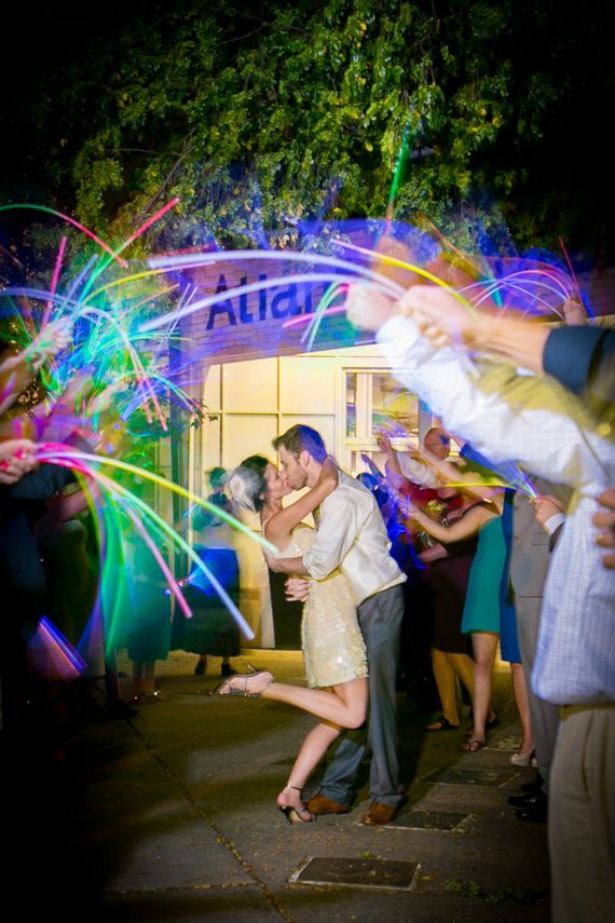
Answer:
[273,424,327,463]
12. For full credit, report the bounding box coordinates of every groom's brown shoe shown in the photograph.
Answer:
[359,801,398,826]
[305,793,351,815]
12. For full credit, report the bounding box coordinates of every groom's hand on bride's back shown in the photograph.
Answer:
[285,577,310,602]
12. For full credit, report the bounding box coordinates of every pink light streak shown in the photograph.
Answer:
[43,235,67,327]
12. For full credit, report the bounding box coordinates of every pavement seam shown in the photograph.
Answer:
[128,720,300,923]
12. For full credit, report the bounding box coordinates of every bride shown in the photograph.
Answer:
[220,454,368,824]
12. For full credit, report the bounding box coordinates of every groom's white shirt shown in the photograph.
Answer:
[302,470,406,607]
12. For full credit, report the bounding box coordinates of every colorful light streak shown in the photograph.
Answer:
[43,235,68,328]
[27,616,88,681]
[36,444,283,649]
[140,249,410,334]
[2,203,270,666]
[2,207,596,679]
[385,119,413,223]
[0,203,128,267]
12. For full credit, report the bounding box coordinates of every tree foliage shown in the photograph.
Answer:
[3,0,615,262]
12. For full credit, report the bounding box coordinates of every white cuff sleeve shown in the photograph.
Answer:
[541,512,566,535]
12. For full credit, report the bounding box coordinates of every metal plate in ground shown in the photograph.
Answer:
[423,767,515,787]
[396,810,470,830]
[489,734,522,751]
[290,856,420,891]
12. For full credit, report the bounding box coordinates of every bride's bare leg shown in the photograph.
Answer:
[218,671,368,823]
[220,670,368,728]
[277,722,342,819]
[263,677,368,728]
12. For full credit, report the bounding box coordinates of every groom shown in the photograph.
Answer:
[267,424,407,825]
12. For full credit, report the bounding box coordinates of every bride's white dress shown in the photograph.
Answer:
[273,523,368,688]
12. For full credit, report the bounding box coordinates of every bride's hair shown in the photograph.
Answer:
[228,455,270,512]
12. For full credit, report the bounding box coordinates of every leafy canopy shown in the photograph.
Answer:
[4,0,614,262]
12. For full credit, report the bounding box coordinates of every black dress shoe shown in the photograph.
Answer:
[508,791,545,808]
[515,795,548,823]
[520,772,544,793]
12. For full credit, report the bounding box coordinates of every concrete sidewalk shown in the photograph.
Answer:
[9,649,551,923]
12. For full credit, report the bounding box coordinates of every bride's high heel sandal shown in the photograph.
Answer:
[215,666,274,697]
[277,784,315,824]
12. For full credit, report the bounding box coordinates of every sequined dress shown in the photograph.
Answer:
[275,523,368,688]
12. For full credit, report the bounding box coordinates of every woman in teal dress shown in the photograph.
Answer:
[406,489,506,752]
[459,502,506,750]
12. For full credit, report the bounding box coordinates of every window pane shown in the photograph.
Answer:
[371,372,419,438]
[345,372,357,437]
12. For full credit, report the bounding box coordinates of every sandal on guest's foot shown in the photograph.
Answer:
[463,714,498,736]
[461,738,484,753]
[425,715,461,732]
